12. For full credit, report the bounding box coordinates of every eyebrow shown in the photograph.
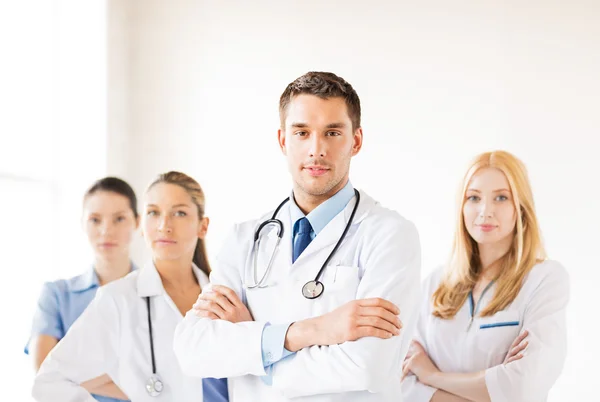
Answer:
[466,188,511,193]
[289,122,347,129]
[89,211,127,216]
[146,204,191,208]
[290,122,308,128]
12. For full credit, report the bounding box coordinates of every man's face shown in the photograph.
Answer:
[278,94,362,201]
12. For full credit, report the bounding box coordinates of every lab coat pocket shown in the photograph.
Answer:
[474,310,522,362]
[314,265,360,315]
[327,265,360,303]
[327,265,360,290]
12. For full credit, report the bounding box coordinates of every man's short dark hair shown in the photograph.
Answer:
[279,72,361,130]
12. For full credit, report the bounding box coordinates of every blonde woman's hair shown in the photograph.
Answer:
[432,150,546,319]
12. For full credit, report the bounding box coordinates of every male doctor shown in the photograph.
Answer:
[174,71,421,401]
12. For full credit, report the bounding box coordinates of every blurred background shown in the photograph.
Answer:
[1,0,598,400]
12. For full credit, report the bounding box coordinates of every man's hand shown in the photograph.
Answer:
[193,285,253,323]
[285,298,402,352]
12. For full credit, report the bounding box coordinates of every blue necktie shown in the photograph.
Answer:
[203,377,229,402]
[293,217,313,263]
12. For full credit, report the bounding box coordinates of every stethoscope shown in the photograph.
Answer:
[246,189,360,299]
[145,297,164,397]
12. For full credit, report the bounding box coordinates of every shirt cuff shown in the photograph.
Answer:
[261,364,274,386]
[24,328,63,355]
[261,322,294,367]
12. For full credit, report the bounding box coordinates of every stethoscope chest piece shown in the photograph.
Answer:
[146,374,164,397]
[302,280,324,299]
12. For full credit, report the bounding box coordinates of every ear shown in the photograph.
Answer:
[351,127,363,156]
[198,217,210,239]
[278,129,287,156]
[134,215,141,230]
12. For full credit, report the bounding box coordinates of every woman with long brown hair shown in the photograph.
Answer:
[401,151,569,401]
[33,172,228,402]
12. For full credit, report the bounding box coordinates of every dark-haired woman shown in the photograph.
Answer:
[26,177,139,401]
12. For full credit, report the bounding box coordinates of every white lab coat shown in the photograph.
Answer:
[32,262,211,402]
[401,260,570,402]
[174,190,422,402]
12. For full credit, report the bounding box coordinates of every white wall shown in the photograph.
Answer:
[1,1,108,401]
[111,0,599,400]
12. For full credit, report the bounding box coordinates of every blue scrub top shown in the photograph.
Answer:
[26,265,136,402]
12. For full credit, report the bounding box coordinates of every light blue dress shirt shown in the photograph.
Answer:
[26,265,136,402]
[260,181,355,384]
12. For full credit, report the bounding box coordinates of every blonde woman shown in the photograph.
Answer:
[401,151,569,402]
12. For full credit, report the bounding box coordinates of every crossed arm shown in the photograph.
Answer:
[174,221,422,398]
[401,331,529,402]
[31,331,128,400]
[401,264,569,402]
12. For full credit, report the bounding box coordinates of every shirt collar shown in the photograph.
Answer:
[68,262,137,293]
[289,180,355,235]
[68,269,99,293]
[137,260,209,298]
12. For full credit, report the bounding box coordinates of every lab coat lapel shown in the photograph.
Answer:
[292,190,374,265]
[137,261,164,298]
